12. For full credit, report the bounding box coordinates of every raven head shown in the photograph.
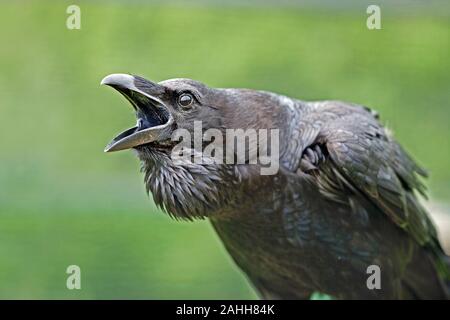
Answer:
[102,74,239,219]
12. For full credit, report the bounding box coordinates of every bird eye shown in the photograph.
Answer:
[178,93,194,109]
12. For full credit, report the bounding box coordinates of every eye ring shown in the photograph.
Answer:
[178,93,194,109]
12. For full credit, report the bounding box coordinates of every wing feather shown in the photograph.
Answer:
[311,103,437,247]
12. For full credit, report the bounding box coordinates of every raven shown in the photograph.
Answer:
[101,73,450,299]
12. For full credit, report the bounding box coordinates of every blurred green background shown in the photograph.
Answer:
[0,1,449,299]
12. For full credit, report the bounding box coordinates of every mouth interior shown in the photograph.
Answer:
[118,88,170,131]
[105,86,173,152]
[109,87,171,143]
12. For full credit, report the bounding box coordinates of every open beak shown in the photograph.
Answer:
[101,74,173,152]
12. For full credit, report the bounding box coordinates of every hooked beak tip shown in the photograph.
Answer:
[100,73,135,87]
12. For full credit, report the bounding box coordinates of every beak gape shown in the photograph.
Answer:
[101,74,173,152]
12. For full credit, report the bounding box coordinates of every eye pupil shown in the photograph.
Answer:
[179,93,193,108]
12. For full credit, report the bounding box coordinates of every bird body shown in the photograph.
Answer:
[102,74,450,299]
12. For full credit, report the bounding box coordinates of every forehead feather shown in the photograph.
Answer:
[159,78,208,94]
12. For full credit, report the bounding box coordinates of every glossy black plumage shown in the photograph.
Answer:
[103,75,450,299]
